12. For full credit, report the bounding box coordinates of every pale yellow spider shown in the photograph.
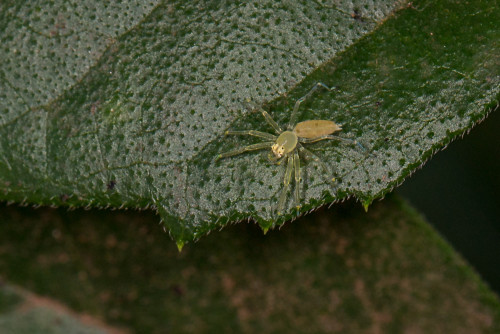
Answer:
[217,83,361,214]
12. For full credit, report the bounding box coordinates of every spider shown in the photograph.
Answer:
[216,82,362,215]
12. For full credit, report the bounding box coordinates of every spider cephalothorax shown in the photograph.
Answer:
[271,131,297,158]
[217,82,361,215]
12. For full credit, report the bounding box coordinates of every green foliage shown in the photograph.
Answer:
[0,0,498,244]
[0,286,110,334]
[0,286,22,315]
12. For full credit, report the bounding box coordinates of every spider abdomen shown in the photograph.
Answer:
[293,120,342,139]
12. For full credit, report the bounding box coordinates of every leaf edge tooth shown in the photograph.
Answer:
[176,240,185,252]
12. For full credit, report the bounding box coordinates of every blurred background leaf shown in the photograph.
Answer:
[0,196,499,333]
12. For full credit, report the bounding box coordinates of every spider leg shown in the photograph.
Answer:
[288,82,333,130]
[243,101,282,134]
[298,145,335,182]
[268,153,287,165]
[225,130,277,141]
[293,150,301,209]
[277,154,294,215]
[299,134,365,151]
[258,107,282,134]
[216,141,274,161]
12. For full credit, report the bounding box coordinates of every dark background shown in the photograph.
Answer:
[398,107,500,295]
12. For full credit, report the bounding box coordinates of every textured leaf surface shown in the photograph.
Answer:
[0,198,499,332]
[0,0,498,244]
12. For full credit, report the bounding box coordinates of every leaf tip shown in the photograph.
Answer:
[261,222,273,235]
[362,200,371,212]
[176,240,185,252]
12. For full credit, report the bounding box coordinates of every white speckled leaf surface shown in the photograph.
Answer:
[0,0,498,245]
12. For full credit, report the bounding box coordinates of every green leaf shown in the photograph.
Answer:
[0,285,112,334]
[0,0,498,244]
[0,197,499,332]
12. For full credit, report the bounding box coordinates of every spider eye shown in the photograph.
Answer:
[272,144,284,158]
